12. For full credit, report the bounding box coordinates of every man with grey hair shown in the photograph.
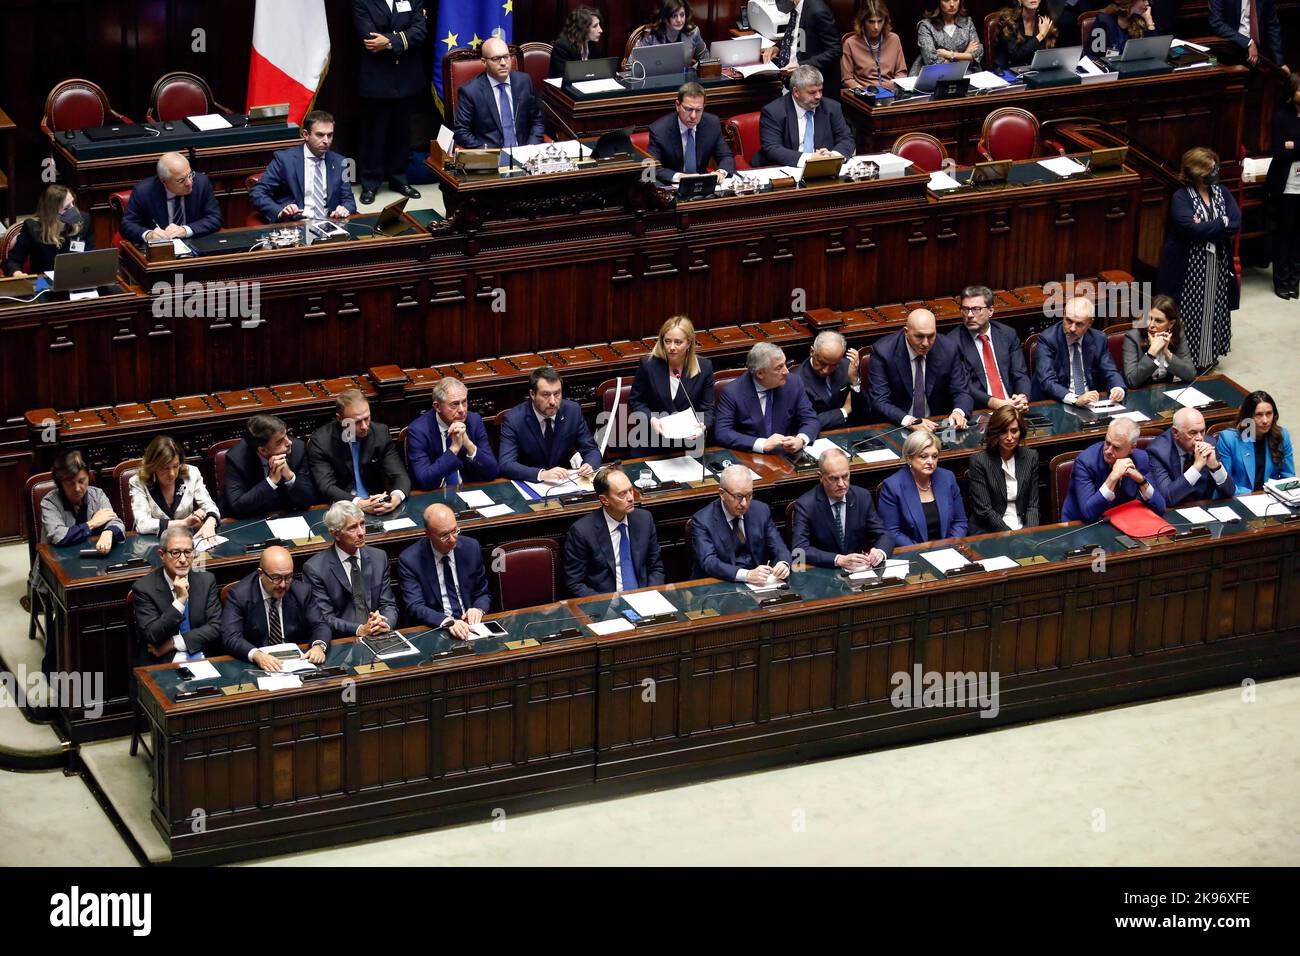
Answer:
[945,284,1031,411]
[1145,407,1236,505]
[405,377,499,489]
[690,464,792,584]
[715,341,820,454]
[302,500,399,637]
[1062,418,1166,522]
[795,330,867,429]
[130,526,223,664]
[1032,295,1126,405]
[754,63,853,167]
[120,150,222,245]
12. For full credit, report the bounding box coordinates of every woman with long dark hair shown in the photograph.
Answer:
[549,6,606,78]
[1122,294,1196,387]
[1216,391,1295,492]
[634,0,708,64]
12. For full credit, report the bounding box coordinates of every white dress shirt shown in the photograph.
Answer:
[1239,0,1252,40]
[751,383,813,453]
[1000,456,1022,530]
[431,542,462,627]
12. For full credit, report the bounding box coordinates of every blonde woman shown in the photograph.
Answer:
[128,435,221,542]
[4,184,93,277]
[877,429,968,545]
[629,315,715,449]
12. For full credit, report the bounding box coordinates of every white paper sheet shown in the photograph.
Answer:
[187,113,232,131]
[571,78,625,94]
[476,503,514,518]
[457,489,495,508]
[265,516,312,540]
[745,576,785,592]
[180,660,219,680]
[1208,506,1241,522]
[967,70,1010,90]
[436,124,455,154]
[857,448,902,464]
[975,554,1020,572]
[894,76,918,91]
[194,534,228,553]
[803,438,844,461]
[513,475,593,499]
[1087,400,1125,412]
[1177,506,1216,524]
[69,289,100,301]
[879,559,911,580]
[543,77,563,87]
[647,455,711,483]
[928,171,963,190]
[658,409,703,441]
[588,618,635,635]
[735,62,779,77]
[279,658,318,674]
[1173,38,1210,52]
[256,674,302,691]
[623,590,677,618]
[1165,386,1213,407]
[1039,156,1089,178]
[1111,411,1151,423]
[921,548,975,573]
[468,622,502,639]
[1236,494,1283,517]
[381,517,417,531]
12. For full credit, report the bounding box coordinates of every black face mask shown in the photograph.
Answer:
[1204,166,1220,187]
[59,207,82,228]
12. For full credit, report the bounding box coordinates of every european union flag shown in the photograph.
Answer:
[433,0,513,113]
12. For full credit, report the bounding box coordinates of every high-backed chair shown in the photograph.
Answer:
[520,41,554,92]
[1106,330,1127,372]
[1024,331,1041,379]
[631,129,651,155]
[108,189,134,247]
[147,71,232,122]
[978,107,1042,161]
[596,377,634,459]
[892,131,949,173]
[983,12,1001,70]
[41,78,132,138]
[443,45,522,121]
[721,120,745,170]
[112,459,143,532]
[206,438,241,503]
[25,472,56,643]
[621,24,654,71]
[725,111,762,169]
[712,367,746,405]
[4,222,25,273]
[1078,10,1101,52]
[1208,421,1233,440]
[220,581,238,605]
[1049,450,1079,523]
[492,538,561,610]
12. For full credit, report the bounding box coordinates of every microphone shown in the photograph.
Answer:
[1162,358,1225,411]
[1030,518,1108,556]
[541,100,590,160]
[668,363,710,485]
[849,423,912,453]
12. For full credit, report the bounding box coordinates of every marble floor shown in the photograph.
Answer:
[0,267,1295,867]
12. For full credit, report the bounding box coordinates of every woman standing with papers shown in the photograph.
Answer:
[629,316,715,452]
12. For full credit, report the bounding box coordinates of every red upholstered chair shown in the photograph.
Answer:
[219,582,238,605]
[725,112,762,169]
[42,79,132,137]
[891,132,949,173]
[443,46,522,121]
[1106,330,1128,371]
[1134,434,1156,451]
[1024,331,1040,379]
[596,377,634,459]
[983,12,1001,70]
[244,172,265,226]
[621,24,653,71]
[631,129,651,155]
[24,472,57,644]
[1049,451,1079,523]
[713,367,746,406]
[1078,10,1101,52]
[1208,421,1232,440]
[4,223,25,273]
[112,459,143,532]
[520,41,553,93]
[147,72,231,122]
[978,107,1042,161]
[206,438,241,503]
[108,189,134,248]
[492,538,561,610]
[721,120,746,171]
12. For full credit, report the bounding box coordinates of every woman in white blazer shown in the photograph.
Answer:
[129,435,221,542]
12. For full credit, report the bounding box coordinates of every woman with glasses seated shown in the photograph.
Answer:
[877,430,968,545]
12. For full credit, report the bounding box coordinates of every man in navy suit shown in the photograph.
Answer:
[398,504,491,638]
[647,82,736,186]
[302,501,400,638]
[946,285,1031,410]
[120,151,221,245]
[220,547,331,670]
[223,415,318,519]
[1146,408,1236,506]
[454,36,546,150]
[353,0,426,204]
[791,447,893,570]
[1208,0,1286,67]
[1032,295,1126,404]
[564,466,664,597]
[691,465,792,584]
[308,389,410,515]
[755,65,854,167]
[131,528,222,665]
[715,342,820,454]
[405,378,499,489]
[795,330,867,430]
[1062,419,1166,522]
[499,367,602,483]
[868,309,974,430]
[249,110,357,223]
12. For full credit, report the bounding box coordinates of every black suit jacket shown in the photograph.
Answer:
[1208,0,1284,62]
[131,568,222,664]
[1266,108,1300,198]
[564,508,665,597]
[120,172,222,245]
[629,354,716,432]
[785,0,843,95]
[966,446,1040,534]
[453,71,546,149]
[353,0,428,99]
[755,93,854,167]
[647,112,736,184]
[794,356,866,429]
[3,217,95,276]
[548,37,606,78]
[302,545,400,636]
[223,435,318,518]
[945,321,1031,408]
[308,420,411,502]
[220,573,331,661]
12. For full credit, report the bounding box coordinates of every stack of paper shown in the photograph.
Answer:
[1039,156,1089,178]
[928,171,963,191]
[570,78,624,95]
[647,456,712,484]
[1165,386,1214,407]
[457,489,495,509]
[735,63,779,77]
[967,71,1010,90]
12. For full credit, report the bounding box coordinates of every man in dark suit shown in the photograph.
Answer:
[220,547,331,670]
[308,388,410,515]
[795,330,867,430]
[223,414,318,519]
[130,527,222,664]
[946,285,1031,411]
[249,110,358,223]
[353,0,427,204]
[647,82,736,186]
[498,367,602,483]
[453,36,546,150]
[405,378,499,489]
[564,466,664,597]
[767,0,844,97]
[755,65,854,167]
[1062,419,1166,522]
[120,151,222,245]
[302,501,400,638]
[1146,408,1236,506]
[398,503,491,637]
[791,447,893,570]
[1032,295,1126,404]
[868,309,974,430]
[691,465,792,584]
[1208,0,1287,68]
[715,342,820,454]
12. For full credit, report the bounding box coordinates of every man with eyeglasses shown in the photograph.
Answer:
[130,526,222,665]
[691,464,791,585]
[453,36,545,150]
[791,447,893,570]
[121,151,222,245]
[715,341,820,454]
[647,82,735,186]
[945,285,1031,412]
[220,546,331,671]
[398,503,490,638]
[794,330,868,429]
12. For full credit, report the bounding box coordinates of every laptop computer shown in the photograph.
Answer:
[81,123,154,142]
[1117,34,1173,77]
[51,248,119,292]
[628,41,691,78]
[710,36,762,67]
[914,60,969,93]
[563,57,618,84]
[1024,45,1083,87]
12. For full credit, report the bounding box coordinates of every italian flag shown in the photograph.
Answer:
[246,0,331,123]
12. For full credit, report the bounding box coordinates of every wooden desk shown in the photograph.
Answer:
[541,73,784,137]
[135,509,1300,862]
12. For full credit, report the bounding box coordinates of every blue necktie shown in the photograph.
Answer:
[179,600,191,633]
[1070,342,1088,396]
[442,554,463,619]
[802,110,815,153]
[618,524,639,591]
[349,440,368,498]
[497,82,517,148]
[442,429,459,488]
[684,128,697,174]
[761,391,774,436]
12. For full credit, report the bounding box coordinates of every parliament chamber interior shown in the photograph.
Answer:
[0,0,1297,886]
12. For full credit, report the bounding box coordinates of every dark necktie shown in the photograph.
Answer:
[348,555,368,618]
[775,16,796,67]
[310,157,327,219]
[497,82,517,148]
[833,500,846,551]
[684,128,697,174]
[543,416,555,459]
[350,440,369,498]
[733,516,753,567]
[171,195,186,227]
[268,597,283,644]
[618,524,639,591]
[911,356,926,419]
[442,554,463,619]
[761,391,774,436]
[1070,342,1088,396]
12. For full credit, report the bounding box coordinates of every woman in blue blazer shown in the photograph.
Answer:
[1216,390,1295,493]
[877,430,968,546]
[628,315,715,452]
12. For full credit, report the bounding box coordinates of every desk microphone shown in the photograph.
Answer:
[1161,358,1226,412]
[1030,518,1107,556]
[669,369,710,485]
